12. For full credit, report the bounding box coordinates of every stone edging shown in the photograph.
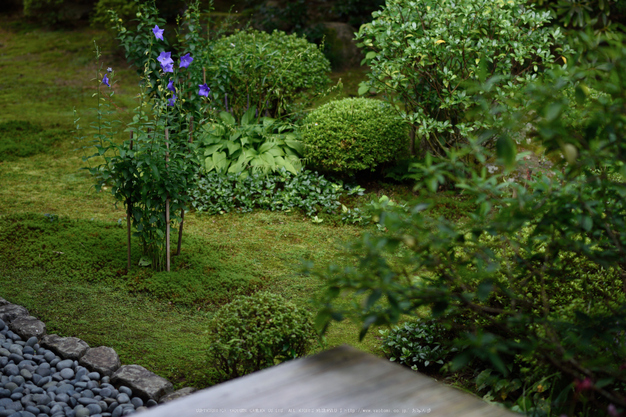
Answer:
[0,296,195,406]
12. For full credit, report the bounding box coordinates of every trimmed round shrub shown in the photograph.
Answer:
[208,30,331,120]
[301,98,408,175]
[207,292,317,381]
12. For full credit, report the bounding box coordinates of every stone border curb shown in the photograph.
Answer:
[0,296,195,406]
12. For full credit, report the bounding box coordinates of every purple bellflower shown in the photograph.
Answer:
[107,67,113,73]
[102,74,111,87]
[198,83,210,97]
[153,25,164,41]
[179,53,193,68]
[168,94,177,107]
[167,79,175,92]
[157,52,174,73]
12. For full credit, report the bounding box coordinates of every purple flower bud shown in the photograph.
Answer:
[153,25,164,41]
[168,94,176,107]
[179,53,193,69]
[102,74,111,87]
[107,67,113,73]
[167,79,175,92]
[198,83,210,97]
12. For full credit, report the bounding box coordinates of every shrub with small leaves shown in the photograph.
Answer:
[191,168,349,217]
[380,319,456,372]
[207,292,318,381]
[302,98,408,175]
[208,29,331,119]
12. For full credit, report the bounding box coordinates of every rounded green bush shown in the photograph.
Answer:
[301,98,408,175]
[207,291,317,381]
[209,30,331,119]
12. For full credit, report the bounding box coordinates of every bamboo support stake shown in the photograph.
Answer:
[127,131,133,273]
[165,128,170,272]
[175,117,193,256]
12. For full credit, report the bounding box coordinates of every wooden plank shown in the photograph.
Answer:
[143,346,519,417]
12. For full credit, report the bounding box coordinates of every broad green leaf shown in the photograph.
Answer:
[496,135,516,170]
[284,140,304,155]
[241,106,257,126]
[226,141,241,155]
[258,141,276,154]
[275,156,297,175]
[244,148,258,159]
[212,151,228,172]
[205,156,215,172]
[267,147,284,157]
[262,117,275,128]
[203,144,224,155]
[219,111,236,126]
[358,82,370,96]
[259,152,276,168]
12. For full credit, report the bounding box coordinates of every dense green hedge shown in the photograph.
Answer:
[208,30,331,119]
[301,98,408,175]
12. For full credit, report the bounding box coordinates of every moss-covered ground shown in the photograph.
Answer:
[0,15,472,389]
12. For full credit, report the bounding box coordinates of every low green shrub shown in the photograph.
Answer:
[380,319,456,372]
[208,29,331,119]
[301,98,408,175]
[207,291,317,381]
[191,168,357,217]
[0,121,66,161]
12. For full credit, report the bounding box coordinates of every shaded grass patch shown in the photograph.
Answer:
[0,121,68,161]
[0,212,265,308]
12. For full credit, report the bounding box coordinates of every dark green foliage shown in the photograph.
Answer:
[90,0,139,28]
[380,319,456,372]
[301,98,408,175]
[333,0,385,27]
[207,291,318,381]
[191,168,345,217]
[208,29,331,119]
[0,121,66,161]
[529,0,626,34]
[313,36,626,415]
[0,213,263,307]
[357,0,568,157]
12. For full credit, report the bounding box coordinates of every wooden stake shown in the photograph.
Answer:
[127,131,133,273]
[165,128,170,272]
[176,117,193,256]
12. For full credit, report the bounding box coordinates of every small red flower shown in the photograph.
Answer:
[575,377,593,392]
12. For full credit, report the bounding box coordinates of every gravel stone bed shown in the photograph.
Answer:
[0,319,159,417]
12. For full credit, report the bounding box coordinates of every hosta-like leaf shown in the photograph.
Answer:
[203,144,225,156]
[258,141,276,154]
[226,141,241,155]
[284,140,304,155]
[219,111,236,126]
[213,151,229,172]
[241,106,257,126]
